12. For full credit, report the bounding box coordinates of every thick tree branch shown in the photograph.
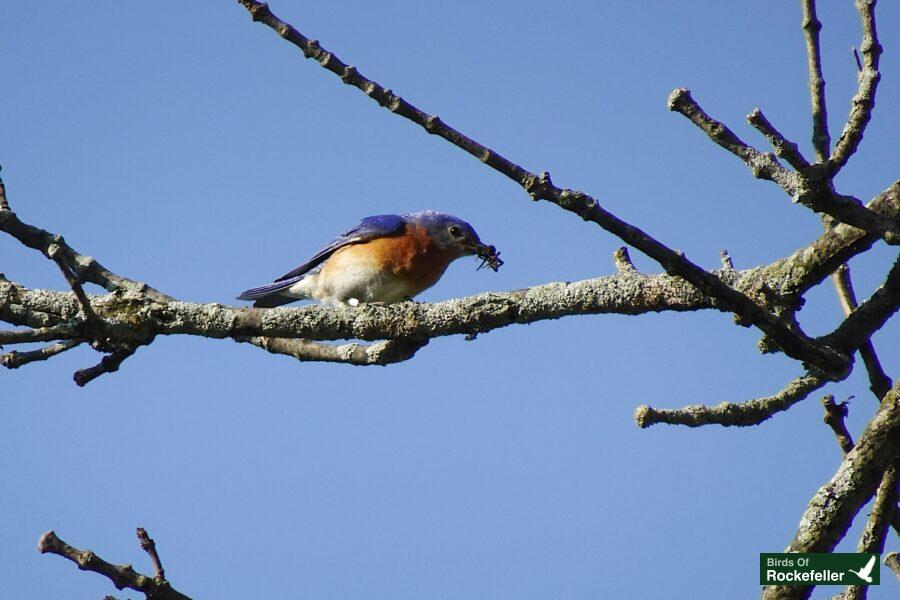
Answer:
[762,379,900,600]
[633,372,827,428]
[235,0,852,377]
[6,180,894,384]
[820,393,900,539]
[38,530,192,600]
[800,0,830,161]
[829,0,882,174]
[0,271,719,343]
[760,182,898,301]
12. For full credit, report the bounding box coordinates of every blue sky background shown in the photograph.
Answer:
[2,1,898,598]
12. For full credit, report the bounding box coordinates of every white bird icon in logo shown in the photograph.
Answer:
[847,555,876,583]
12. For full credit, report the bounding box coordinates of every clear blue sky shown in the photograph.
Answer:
[2,2,898,598]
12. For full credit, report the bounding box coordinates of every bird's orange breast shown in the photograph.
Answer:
[365,224,455,293]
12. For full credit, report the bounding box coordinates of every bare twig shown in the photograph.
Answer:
[746,108,810,170]
[800,0,830,161]
[634,373,827,428]
[0,167,8,211]
[236,0,851,377]
[0,323,79,344]
[0,184,170,301]
[822,394,855,454]
[1,339,82,369]
[38,530,192,600]
[670,90,897,244]
[829,0,882,174]
[612,247,639,274]
[720,250,735,271]
[49,243,99,323]
[73,345,138,387]
[236,336,429,366]
[136,528,165,582]
[668,89,799,193]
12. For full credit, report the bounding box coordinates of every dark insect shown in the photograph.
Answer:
[476,245,504,272]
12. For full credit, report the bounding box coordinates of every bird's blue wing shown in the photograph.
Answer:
[275,214,407,281]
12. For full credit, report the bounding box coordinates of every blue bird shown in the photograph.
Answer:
[237,211,502,307]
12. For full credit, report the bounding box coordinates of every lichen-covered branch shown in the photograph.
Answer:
[0,270,719,346]
[762,380,900,600]
[820,392,900,540]
[236,335,429,366]
[633,372,828,428]
[6,176,895,385]
[759,182,898,301]
[886,552,900,580]
[38,530,192,600]
[835,465,897,600]
[824,254,900,352]
[829,0,882,174]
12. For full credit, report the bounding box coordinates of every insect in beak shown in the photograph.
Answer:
[475,244,503,272]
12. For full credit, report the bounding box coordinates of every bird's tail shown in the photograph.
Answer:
[236,276,303,308]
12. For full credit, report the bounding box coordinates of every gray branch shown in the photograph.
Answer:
[634,373,828,428]
[762,379,900,600]
[800,0,830,161]
[4,177,895,385]
[829,0,882,174]
[38,530,192,600]
[235,336,429,366]
[747,108,810,170]
[669,90,898,245]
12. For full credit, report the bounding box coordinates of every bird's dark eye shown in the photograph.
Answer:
[448,226,463,238]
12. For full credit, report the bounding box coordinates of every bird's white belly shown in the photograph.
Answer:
[290,264,413,306]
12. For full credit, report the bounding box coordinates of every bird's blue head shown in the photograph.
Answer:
[407,211,503,270]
